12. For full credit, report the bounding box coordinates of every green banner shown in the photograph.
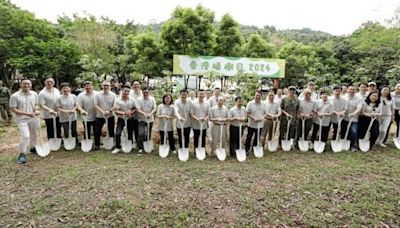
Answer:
[173,55,285,78]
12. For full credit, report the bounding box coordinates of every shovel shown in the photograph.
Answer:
[236,123,246,162]
[178,120,189,161]
[253,122,264,158]
[359,116,377,152]
[195,120,206,160]
[298,116,309,152]
[35,116,50,157]
[63,114,76,150]
[102,116,114,150]
[81,116,93,152]
[216,122,226,161]
[340,118,353,151]
[394,125,400,150]
[267,118,278,152]
[49,115,61,151]
[121,116,132,153]
[281,116,293,152]
[143,120,153,153]
[331,117,343,153]
[159,120,170,158]
[314,117,325,153]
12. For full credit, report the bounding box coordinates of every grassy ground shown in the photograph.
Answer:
[0,123,399,226]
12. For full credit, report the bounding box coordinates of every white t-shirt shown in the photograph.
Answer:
[174,99,192,128]
[190,99,209,130]
[77,90,97,122]
[157,104,176,131]
[136,96,157,122]
[94,91,117,118]
[9,90,38,124]
[56,94,77,123]
[38,87,60,119]
[246,100,266,128]
[113,97,136,118]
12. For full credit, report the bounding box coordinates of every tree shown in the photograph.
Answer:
[124,32,164,78]
[213,14,244,56]
[242,34,276,58]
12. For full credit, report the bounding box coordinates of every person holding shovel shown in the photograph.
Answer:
[174,89,191,150]
[76,81,97,141]
[209,96,229,155]
[311,90,333,145]
[56,83,79,146]
[342,85,363,152]
[38,78,61,141]
[245,91,266,154]
[296,89,317,148]
[280,86,299,146]
[157,94,176,153]
[190,89,209,154]
[358,92,382,149]
[10,80,40,164]
[329,85,347,141]
[136,87,157,154]
[112,85,136,154]
[94,80,117,150]
[262,90,281,147]
[228,96,246,157]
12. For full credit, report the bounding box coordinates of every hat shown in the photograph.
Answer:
[333,85,341,90]
[288,86,296,90]
[368,82,377,86]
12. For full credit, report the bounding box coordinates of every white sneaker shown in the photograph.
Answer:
[379,143,386,148]
[112,148,120,154]
[172,150,176,154]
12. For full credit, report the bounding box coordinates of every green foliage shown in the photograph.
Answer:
[213,14,244,56]
[242,34,276,58]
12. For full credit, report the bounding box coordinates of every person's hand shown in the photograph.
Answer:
[34,110,41,116]
[179,117,185,122]
[49,110,57,115]
[82,111,88,116]
[146,113,151,118]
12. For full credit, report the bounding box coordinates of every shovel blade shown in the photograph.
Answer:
[102,137,113,150]
[159,145,169,158]
[314,142,325,153]
[340,139,350,151]
[359,139,370,152]
[49,138,62,151]
[36,142,51,157]
[81,139,92,152]
[216,148,226,161]
[122,142,133,153]
[267,140,278,152]
[63,137,76,151]
[394,137,400,150]
[195,148,206,160]
[298,140,309,152]
[178,148,189,161]
[143,141,153,153]
[331,141,342,152]
[281,140,291,151]
[253,146,264,158]
[236,149,246,162]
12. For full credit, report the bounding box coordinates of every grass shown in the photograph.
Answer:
[0,145,399,226]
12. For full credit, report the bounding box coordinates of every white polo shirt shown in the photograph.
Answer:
[38,87,60,119]
[9,90,38,124]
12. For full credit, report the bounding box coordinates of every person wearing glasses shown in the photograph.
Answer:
[136,87,157,154]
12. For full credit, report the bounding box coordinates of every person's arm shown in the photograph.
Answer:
[56,99,75,114]
[76,98,87,115]
[94,95,107,116]
[39,94,57,115]
[149,98,157,116]
[156,105,167,119]
[276,105,282,118]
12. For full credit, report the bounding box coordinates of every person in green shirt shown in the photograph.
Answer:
[0,80,12,124]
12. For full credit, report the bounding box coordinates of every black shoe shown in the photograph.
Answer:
[94,146,100,150]
[18,153,27,164]
[30,147,38,156]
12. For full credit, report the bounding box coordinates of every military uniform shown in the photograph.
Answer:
[279,96,299,141]
[0,86,12,122]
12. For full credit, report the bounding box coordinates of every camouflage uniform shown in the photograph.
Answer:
[0,86,12,122]
[279,96,299,141]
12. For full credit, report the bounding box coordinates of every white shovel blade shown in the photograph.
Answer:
[253,146,264,158]
[102,137,113,150]
[359,139,370,152]
[267,140,278,152]
[81,139,92,152]
[393,137,400,150]
[314,142,325,153]
[340,139,351,151]
[299,140,309,152]
[143,141,153,153]
[178,148,189,161]
[236,149,246,162]
[121,139,133,153]
[63,137,76,150]
[49,138,62,151]
[159,145,169,158]
[281,140,292,151]
[216,148,226,161]
[331,141,342,153]
[195,148,206,160]
[36,142,51,157]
